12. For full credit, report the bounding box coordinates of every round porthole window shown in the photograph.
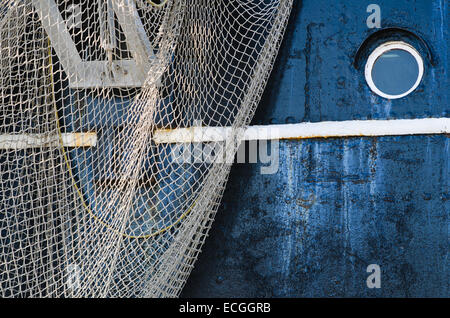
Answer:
[365,41,424,99]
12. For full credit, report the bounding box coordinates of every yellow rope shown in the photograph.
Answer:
[47,38,193,239]
[145,0,169,8]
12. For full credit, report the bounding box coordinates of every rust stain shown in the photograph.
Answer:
[280,133,367,141]
[71,132,97,147]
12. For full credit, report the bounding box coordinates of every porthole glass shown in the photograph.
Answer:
[365,41,424,99]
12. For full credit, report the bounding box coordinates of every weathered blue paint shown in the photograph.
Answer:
[182,0,448,297]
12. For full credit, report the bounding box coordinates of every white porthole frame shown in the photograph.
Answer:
[365,41,424,99]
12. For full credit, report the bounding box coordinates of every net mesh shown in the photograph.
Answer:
[0,0,292,297]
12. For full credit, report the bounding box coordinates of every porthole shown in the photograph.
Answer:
[365,41,424,99]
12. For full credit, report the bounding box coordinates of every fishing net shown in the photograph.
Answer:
[0,0,292,297]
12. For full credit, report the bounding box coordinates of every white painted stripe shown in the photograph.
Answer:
[153,118,450,144]
[0,133,97,149]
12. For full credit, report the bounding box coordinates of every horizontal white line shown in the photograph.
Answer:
[2,118,446,149]
[153,118,450,144]
[0,132,97,149]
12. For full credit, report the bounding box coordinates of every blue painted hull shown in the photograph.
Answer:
[182,0,449,297]
[183,136,448,297]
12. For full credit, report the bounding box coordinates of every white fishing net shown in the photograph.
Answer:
[0,0,292,297]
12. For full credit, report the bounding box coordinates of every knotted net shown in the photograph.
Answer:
[0,0,292,297]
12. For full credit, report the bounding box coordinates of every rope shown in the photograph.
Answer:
[47,38,194,240]
[145,0,169,8]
